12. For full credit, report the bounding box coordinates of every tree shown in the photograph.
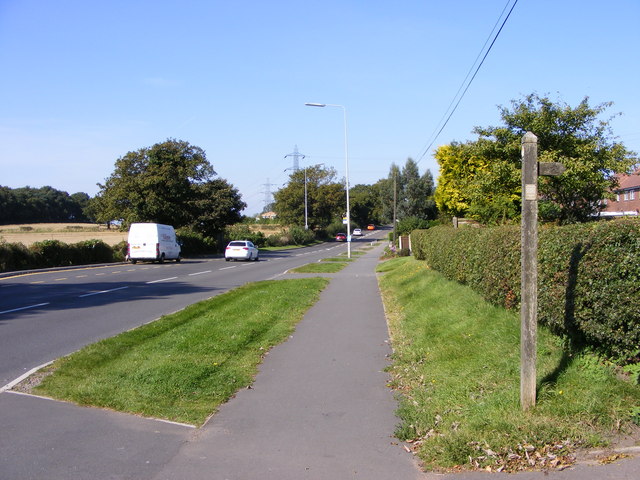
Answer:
[378,159,437,224]
[349,184,383,228]
[92,139,244,237]
[189,178,246,238]
[0,185,91,224]
[273,165,344,229]
[435,94,638,224]
[398,158,437,220]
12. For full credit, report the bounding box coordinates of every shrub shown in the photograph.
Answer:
[70,239,114,264]
[29,240,74,268]
[411,219,640,363]
[0,241,33,272]
[176,228,217,255]
[397,216,432,236]
[288,225,316,245]
[224,224,266,247]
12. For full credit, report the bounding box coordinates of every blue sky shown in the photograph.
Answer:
[1,0,638,215]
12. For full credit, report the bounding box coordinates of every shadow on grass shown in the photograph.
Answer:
[537,243,589,394]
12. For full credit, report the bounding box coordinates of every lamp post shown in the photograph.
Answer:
[305,102,351,258]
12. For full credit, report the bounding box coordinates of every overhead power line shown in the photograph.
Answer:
[416,0,519,165]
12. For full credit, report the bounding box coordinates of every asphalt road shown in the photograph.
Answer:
[0,233,385,388]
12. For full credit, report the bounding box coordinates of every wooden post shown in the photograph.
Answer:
[520,132,538,410]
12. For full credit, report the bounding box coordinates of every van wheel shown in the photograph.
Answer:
[176,257,181,263]
[159,254,165,264]
[131,259,137,264]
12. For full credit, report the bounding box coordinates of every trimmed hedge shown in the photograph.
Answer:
[411,219,640,362]
[0,239,117,273]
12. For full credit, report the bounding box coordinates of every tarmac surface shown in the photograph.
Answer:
[1,240,638,479]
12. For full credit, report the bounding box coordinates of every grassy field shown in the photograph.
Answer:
[377,256,640,472]
[31,278,329,426]
[0,223,126,246]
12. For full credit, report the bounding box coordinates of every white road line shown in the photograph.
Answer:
[0,361,54,393]
[219,266,236,270]
[79,286,129,297]
[188,270,212,276]
[146,277,178,284]
[0,302,50,315]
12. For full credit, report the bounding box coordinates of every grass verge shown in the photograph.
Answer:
[320,257,354,262]
[32,278,329,426]
[290,262,348,273]
[377,257,640,472]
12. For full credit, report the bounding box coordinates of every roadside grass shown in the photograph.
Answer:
[338,250,366,257]
[320,256,354,262]
[377,257,640,472]
[33,278,329,426]
[290,262,349,273]
[260,241,322,251]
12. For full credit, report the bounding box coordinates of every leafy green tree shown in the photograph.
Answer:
[435,94,638,224]
[378,159,437,224]
[92,139,244,236]
[0,186,91,224]
[273,165,344,229]
[399,158,437,220]
[376,163,401,223]
[349,183,382,228]
[189,178,246,237]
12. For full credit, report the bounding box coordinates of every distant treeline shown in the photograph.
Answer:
[0,185,92,224]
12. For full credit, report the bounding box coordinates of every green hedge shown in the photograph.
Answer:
[411,219,640,362]
[0,239,117,273]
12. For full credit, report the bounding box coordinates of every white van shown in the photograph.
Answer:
[127,223,181,264]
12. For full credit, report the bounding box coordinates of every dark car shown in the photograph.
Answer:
[335,233,347,242]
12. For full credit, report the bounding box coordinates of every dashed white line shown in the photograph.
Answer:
[79,286,129,297]
[219,266,236,270]
[146,277,178,284]
[188,270,212,276]
[0,302,50,315]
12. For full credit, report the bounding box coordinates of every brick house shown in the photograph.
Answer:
[601,170,640,217]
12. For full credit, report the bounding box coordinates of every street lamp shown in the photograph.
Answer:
[305,102,351,258]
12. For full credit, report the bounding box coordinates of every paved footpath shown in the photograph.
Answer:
[153,242,423,480]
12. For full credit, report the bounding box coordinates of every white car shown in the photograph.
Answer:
[352,228,363,236]
[225,240,259,261]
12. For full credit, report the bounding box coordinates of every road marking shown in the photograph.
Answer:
[75,275,88,278]
[79,286,129,297]
[30,280,45,284]
[0,302,50,315]
[219,266,236,270]
[0,360,54,393]
[54,277,68,281]
[188,270,212,276]
[146,277,178,284]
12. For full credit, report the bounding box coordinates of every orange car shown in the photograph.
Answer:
[367,224,375,230]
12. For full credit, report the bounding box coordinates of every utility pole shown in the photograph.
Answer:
[520,132,565,410]
[393,172,397,246]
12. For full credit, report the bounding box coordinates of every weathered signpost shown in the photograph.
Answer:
[520,132,565,410]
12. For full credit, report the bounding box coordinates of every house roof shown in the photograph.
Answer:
[616,170,640,191]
